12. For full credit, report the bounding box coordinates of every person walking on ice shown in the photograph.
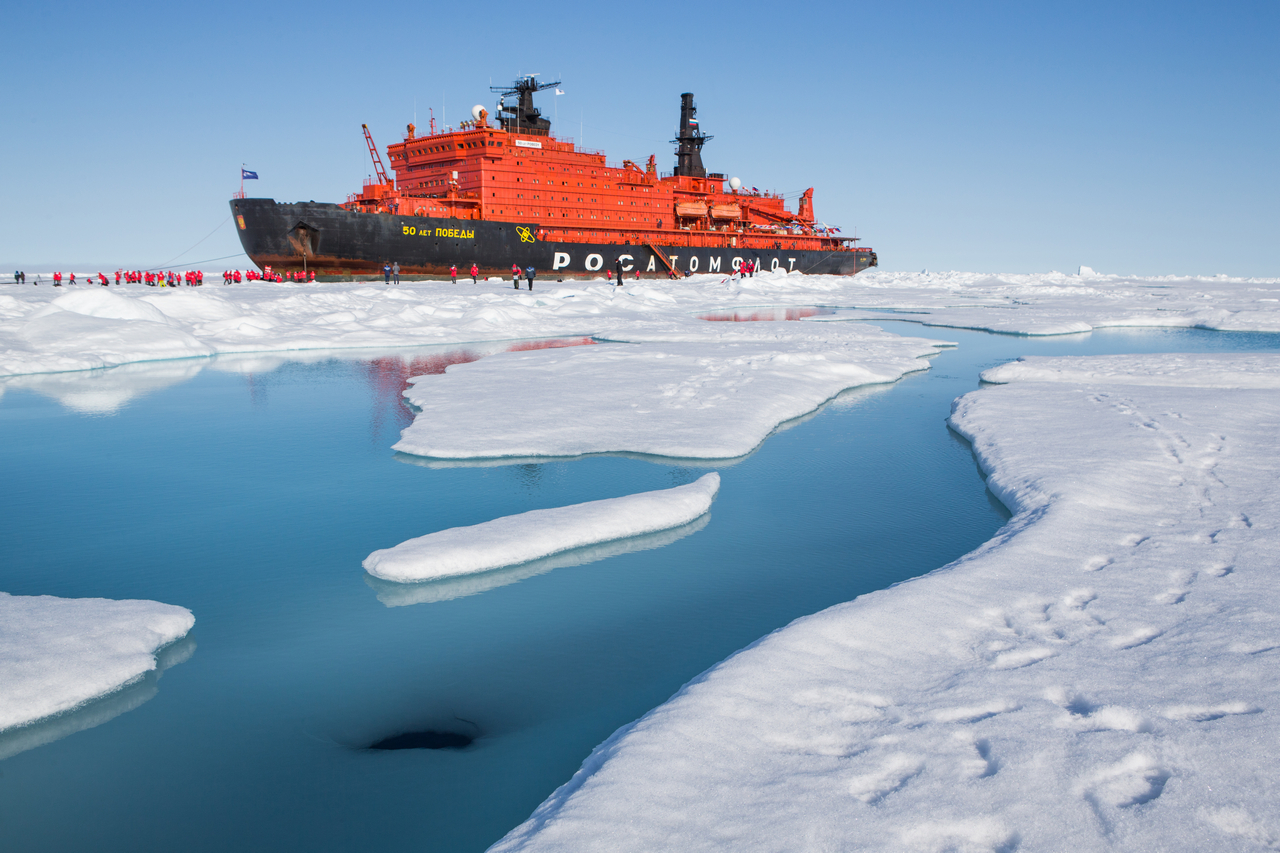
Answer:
[524,265,535,290]
[614,257,624,287]
[470,263,479,284]
[383,262,391,284]
[392,261,400,284]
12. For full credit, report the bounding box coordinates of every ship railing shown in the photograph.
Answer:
[549,136,605,155]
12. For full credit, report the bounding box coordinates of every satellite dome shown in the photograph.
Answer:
[728,177,741,190]
[471,104,485,121]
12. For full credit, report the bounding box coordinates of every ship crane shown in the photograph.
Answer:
[362,124,390,185]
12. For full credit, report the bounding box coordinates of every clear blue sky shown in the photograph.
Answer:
[3,0,1276,276]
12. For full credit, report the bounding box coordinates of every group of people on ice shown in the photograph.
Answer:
[38,270,205,286]
[16,268,297,286]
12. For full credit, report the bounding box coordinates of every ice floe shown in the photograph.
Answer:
[364,473,719,583]
[491,353,1280,852]
[0,593,194,733]
[393,324,943,460]
[365,514,710,606]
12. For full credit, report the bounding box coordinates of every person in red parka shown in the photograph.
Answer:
[470,263,478,283]
[450,264,457,284]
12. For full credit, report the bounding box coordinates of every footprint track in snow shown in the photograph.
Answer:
[1081,752,1171,811]
[1109,625,1163,650]
[849,754,925,804]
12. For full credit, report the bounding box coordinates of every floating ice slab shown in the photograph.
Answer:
[0,636,194,762]
[364,473,720,583]
[394,325,942,460]
[365,514,710,606]
[0,593,195,733]
[491,354,1280,852]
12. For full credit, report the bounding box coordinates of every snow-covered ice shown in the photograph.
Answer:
[365,514,710,607]
[0,593,194,733]
[364,474,719,583]
[393,324,943,460]
[490,353,1280,852]
[4,268,1280,377]
[0,635,194,761]
[5,269,1280,846]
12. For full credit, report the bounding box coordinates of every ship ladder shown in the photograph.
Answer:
[644,241,677,275]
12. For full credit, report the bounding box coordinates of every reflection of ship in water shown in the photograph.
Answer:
[697,306,835,322]
[359,337,595,441]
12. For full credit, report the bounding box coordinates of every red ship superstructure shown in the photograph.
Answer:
[349,78,863,260]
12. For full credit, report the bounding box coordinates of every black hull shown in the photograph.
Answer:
[231,199,876,279]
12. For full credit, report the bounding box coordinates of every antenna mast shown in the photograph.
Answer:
[490,75,562,136]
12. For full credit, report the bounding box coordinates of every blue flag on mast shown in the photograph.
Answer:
[241,169,258,180]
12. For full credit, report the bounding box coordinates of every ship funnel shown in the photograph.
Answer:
[672,92,711,178]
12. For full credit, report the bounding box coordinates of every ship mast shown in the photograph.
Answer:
[490,75,561,136]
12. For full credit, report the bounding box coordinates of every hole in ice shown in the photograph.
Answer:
[366,730,475,751]
[697,306,834,322]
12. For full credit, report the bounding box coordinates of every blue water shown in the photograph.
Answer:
[1,324,1278,852]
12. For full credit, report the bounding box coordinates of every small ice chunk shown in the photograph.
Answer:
[364,473,720,582]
